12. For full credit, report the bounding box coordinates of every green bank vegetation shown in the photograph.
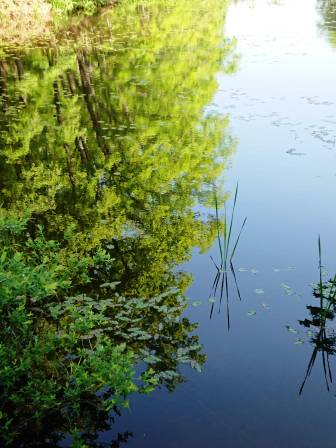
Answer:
[0,0,52,46]
[0,0,118,46]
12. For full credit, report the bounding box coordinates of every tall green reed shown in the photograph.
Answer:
[214,183,247,272]
[209,183,247,329]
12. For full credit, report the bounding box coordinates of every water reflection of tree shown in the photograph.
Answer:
[16,404,134,448]
[0,0,238,445]
[317,0,336,47]
[299,276,336,394]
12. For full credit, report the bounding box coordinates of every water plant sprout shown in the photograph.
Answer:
[209,183,247,328]
[214,183,247,270]
[299,236,336,394]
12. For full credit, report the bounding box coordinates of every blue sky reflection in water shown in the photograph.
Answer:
[109,1,336,447]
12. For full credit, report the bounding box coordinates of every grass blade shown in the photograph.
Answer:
[214,192,223,265]
[299,345,318,395]
[210,255,220,272]
[230,261,242,301]
[230,217,247,263]
[318,235,324,322]
[223,203,227,268]
[224,183,239,266]
[225,271,230,331]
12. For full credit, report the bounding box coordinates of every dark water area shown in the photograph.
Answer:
[1,0,336,446]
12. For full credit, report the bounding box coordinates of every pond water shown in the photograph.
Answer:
[112,1,336,447]
[1,0,336,446]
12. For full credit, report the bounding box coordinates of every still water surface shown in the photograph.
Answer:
[1,0,336,446]
[113,1,336,447]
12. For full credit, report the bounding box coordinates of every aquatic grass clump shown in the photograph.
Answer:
[209,183,247,328]
[317,236,336,325]
[299,236,336,394]
[214,183,247,271]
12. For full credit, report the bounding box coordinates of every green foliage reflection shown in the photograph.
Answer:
[318,0,336,47]
[0,0,237,445]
